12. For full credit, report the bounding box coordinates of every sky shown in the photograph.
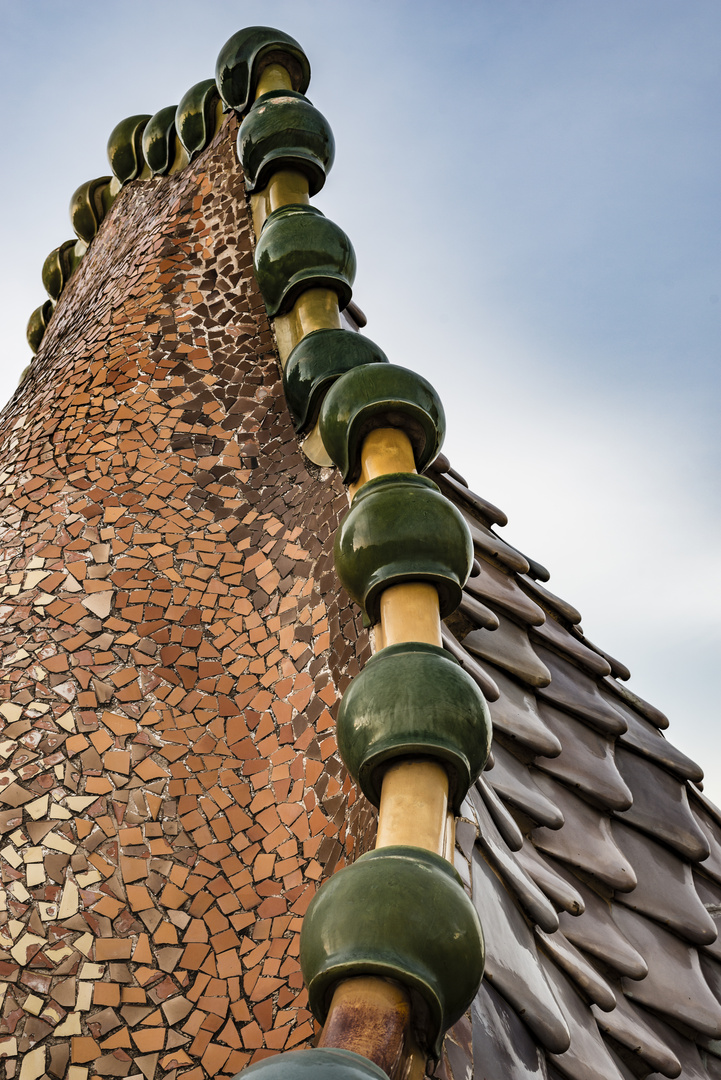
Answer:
[0,1,719,798]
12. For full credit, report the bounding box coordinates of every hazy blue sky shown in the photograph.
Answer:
[1,2,719,797]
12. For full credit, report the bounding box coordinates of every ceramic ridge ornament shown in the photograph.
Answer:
[215,25,310,113]
[300,845,485,1060]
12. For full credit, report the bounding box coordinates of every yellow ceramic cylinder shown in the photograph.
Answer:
[255,63,294,97]
[380,582,442,648]
[375,760,449,855]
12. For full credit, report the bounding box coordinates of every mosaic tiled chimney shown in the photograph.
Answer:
[3,22,721,1080]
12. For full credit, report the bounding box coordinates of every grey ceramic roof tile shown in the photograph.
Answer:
[472,852,571,1055]
[539,956,626,1080]
[694,875,721,962]
[613,906,721,1038]
[473,787,560,933]
[613,697,704,783]
[535,928,616,1011]
[553,869,649,980]
[614,747,710,862]
[571,631,632,681]
[612,820,717,946]
[465,558,546,626]
[639,1006,714,1080]
[458,508,531,574]
[464,615,552,688]
[471,983,548,1080]
[532,774,638,892]
[436,471,508,528]
[590,994,682,1078]
[517,575,583,626]
[487,668,563,758]
[473,778,524,852]
[442,624,501,702]
[534,702,633,812]
[602,675,670,730]
[486,742,565,830]
[459,590,501,630]
[534,645,628,736]
[516,840,586,916]
[690,804,721,887]
[531,618,611,677]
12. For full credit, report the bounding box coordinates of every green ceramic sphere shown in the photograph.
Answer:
[300,845,484,1059]
[230,1048,388,1080]
[26,301,54,354]
[107,115,151,184]
[283,328,388,435]
[215,26,310,113]
[336,641,491,811]
[238,90,334,194]
[334,473,473,623]
[176,79,220,160]
[41,241,84,301]
[142,106,179,176]
[254,204,356,317]
[319,362,446,483]
[69,176,112,244]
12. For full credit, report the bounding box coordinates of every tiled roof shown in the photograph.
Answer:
[1,24,720,1080]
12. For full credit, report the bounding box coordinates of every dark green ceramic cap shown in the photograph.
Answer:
[230,1048,388,1080]
[238,90,334,194]
[336,641,491,811]
[215,26,310,113]
[27,300,54,354]
[176,79,220,160]
[42,241,84,301]
[254,204,356,317]
[300,845,484,1059]
[334,473,473,623]
[107,115,151,184]
[142,106,179,176]
[69,176,112,244]
[319,362,446,483]
[283,328,388,435]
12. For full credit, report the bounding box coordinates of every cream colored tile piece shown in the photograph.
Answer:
[54,1012,82,1036]
[65,796,96,811]
[0,1036,17,1058]
[49,802,71,819]
[44,942,74,963]
[56,710,76,731]
[26,557,45,570]
[68,1066,89,1080]
[64,574,82,592]
[0,738,15,759]
[24,570,50,589]
[25,794,49,819]
[44,832,76,854]
[76,981,94,1009]
[58,880,79,919]
[74,934,94,957]
[10,932,44,964]
[38,901,58,921]
[23,846,43,863]
[0,703,22,722]
[7,920,23,940]
[82,593,112,619]
[42,1001,65,1025]
[26,864,45,887]
[33,593,55,608]
[9,829,27,847]
[1,845,22,868]
[19,1045,45,1080]
[23,993,43,1015]
[75,869,102,888]
[9,882,30,902]
[0,770,18,792]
